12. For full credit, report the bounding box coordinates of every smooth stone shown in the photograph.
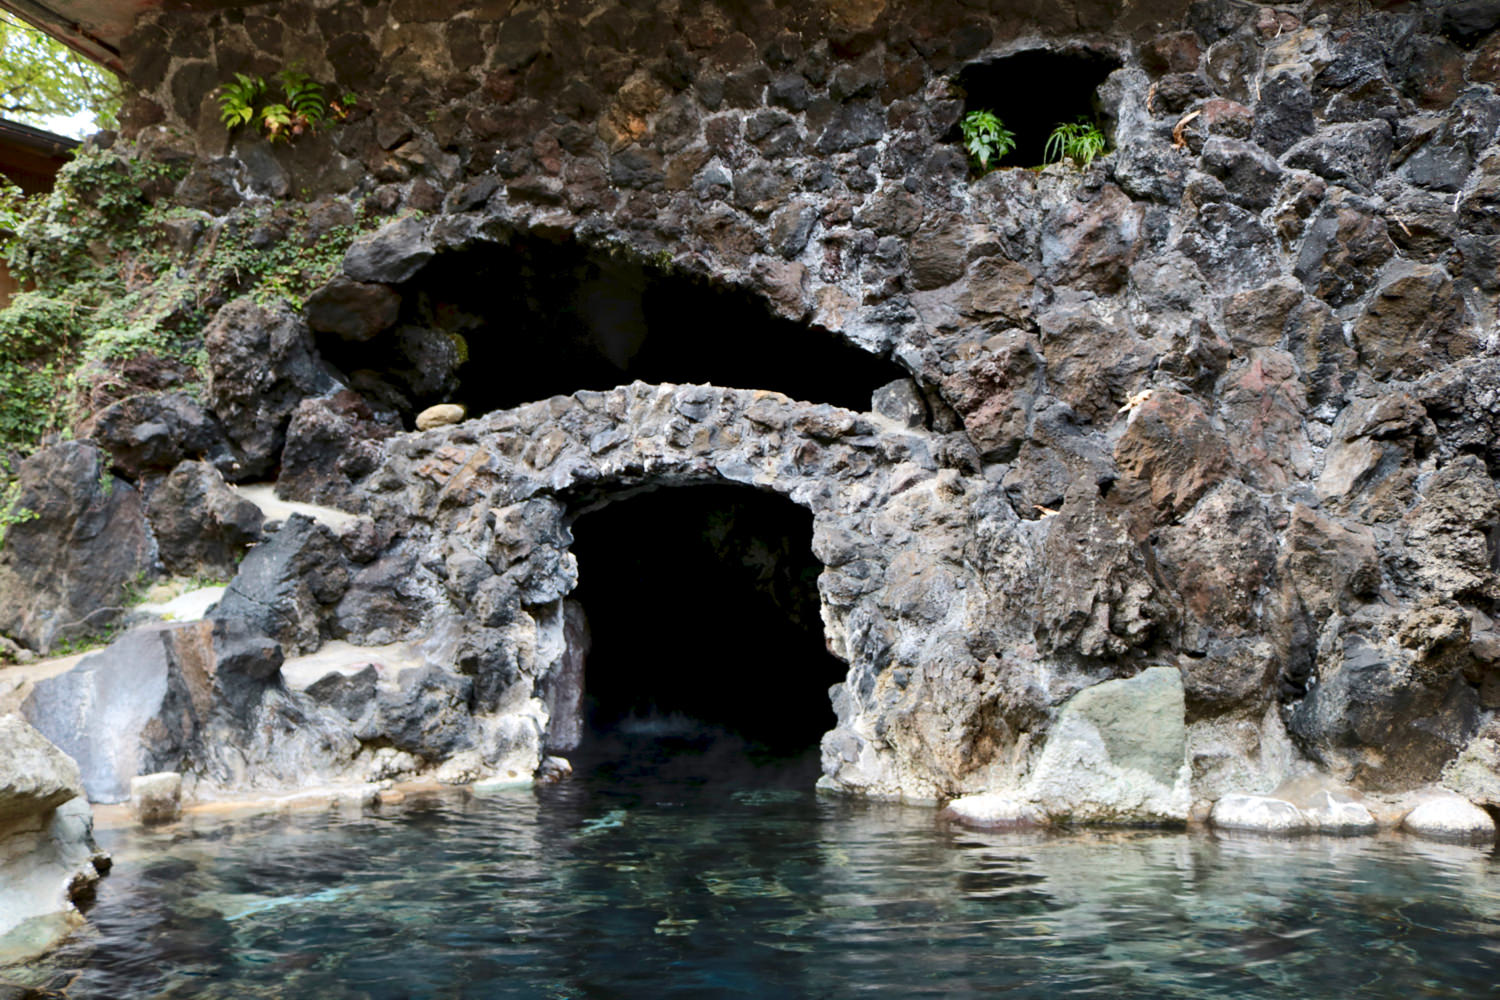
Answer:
[416,404,466,431]
[1210,794,1311,834]
[130,772,182,825]
[1402,797,1497,841]
[1302,790,1377,835]
[940,793,1045,829]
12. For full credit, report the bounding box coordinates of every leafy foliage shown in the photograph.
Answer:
[217,73,264,129]
[0,12,119,130]
[0,475,37,550]
[218,70,355,143]
[960,109,1016,173]
[1044,118,1108,168]
[0,144,376,472]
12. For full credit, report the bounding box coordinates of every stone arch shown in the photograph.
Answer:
[360,381,1033,801]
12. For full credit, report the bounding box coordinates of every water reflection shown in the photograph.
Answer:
[7,738,1499,998]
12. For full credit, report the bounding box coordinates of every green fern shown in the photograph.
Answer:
[217,69,352,142]
[217,72,264,129]
[960,109,1016,173]
[1045,118,1108,168]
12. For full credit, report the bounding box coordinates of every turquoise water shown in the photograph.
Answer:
[11,738,1500,998]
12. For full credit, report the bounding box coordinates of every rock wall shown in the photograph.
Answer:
[8,0,1500,817]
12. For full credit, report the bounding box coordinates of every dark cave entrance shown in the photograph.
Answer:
[563,483,845,765]
[953,47,1123,167]
[317,236,907,423]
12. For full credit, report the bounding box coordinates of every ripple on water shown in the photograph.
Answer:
[6,751,1500,999]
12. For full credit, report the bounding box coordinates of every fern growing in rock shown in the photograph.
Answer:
[960,109,1015,174]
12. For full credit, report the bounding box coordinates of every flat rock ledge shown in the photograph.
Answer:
[1402,798,1498,843]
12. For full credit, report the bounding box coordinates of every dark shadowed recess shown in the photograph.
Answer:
[317,236,907,421]
[566,483,845,758]
[953,47,1123,166]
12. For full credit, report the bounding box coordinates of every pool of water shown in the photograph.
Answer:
[9,736,1500,999]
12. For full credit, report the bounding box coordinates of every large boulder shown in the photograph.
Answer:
[212,513,350,655]
[0,715,107,963]
[1022,667,1190,825]
[203,297,338,479]
[22,623,217,803]
[146,461,264,580]
[80,390,236,481]
[0,442,154,653]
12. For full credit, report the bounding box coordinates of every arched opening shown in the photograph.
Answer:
[315,236,908,423]
[561,483,844,779]
[953,47,1123,167]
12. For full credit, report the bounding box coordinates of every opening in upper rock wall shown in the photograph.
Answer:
[953,47,1123,167]
[562,484,843,761]
[317,237,907,421]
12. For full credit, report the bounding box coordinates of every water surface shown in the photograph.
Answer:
[10,737,1500,998]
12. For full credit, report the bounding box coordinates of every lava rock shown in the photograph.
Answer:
[342,214,435,284]
[147,461,264,580]
[0,442,154,653]
[303,278,402,342]
[82,392,234,480]
[203,298,339,479]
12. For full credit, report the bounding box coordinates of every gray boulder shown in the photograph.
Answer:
[203,297,338,479]
[81,390,235,480]
[0,442,154,653]
[303,277,401,342]
[342,214,434,284]
[22,623,211,803]
[146,461,264,580]
[0,716,106,962]
[213,513,349,655]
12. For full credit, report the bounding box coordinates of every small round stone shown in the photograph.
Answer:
[416,403,467,430]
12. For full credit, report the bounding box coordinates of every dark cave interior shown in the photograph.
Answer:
[318,236,908,423]
[953,47,1123,166]
[566,484,846,758]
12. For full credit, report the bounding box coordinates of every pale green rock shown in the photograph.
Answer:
[1023,667,1189,825]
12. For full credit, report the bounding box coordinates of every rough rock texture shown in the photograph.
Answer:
[0,716,107,962]
[12,0,1500,814]
[146,461,264,579]
[0,443,154,653]
[203,298,338,479]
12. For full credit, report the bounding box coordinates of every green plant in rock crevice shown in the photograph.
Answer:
[1045,118,1108,168]
[960,109,1015,174]
[218,69,356,143]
